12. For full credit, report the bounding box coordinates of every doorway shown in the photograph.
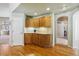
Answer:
[56,16,68,45]
[0,17,10,45]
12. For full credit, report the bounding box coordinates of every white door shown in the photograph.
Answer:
[12,15,24,45]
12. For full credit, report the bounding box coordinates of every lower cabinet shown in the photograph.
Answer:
[24,33,52,47]
[31,33,39,45]
[31,34,52,47]
[39,34,52,47]
[24,33,32,44]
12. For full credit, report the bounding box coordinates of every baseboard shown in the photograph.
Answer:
[11,44,24,47]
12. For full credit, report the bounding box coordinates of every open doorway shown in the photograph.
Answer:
[0,17,10,45]
[56,16,68,45]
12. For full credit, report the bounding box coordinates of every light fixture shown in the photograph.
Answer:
[62,4,67,10]
[62,6,66,10]
[34,12,37,15]
[46,7,50,11]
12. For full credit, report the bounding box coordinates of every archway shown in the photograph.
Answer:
[56,16,68,45]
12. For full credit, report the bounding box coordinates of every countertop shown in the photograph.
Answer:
[24,32,52,34]
[24,27,52,34]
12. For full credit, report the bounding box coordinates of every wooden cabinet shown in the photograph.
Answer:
[24,33,32,44]
[29,19,35,27]
[31,33,39,45]
[25,18,40,27]
[39,16,51,27]
[25,16,51,27]
[25,19,30,27]
[24,33,52,47]
[33,18,40,27]
[45,16,51,27]
[25,19,34,27]
[39,34,52,47]
[31,34,52,47]
[24,15,52,47]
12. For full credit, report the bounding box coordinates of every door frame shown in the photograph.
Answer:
[71,8,79,49]
[56,16,68,45]
[53,10,74,48]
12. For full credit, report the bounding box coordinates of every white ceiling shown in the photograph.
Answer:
[14,3,79,16]
[0,3,9,10]
[0,3,9,6]
[0,3,9,17]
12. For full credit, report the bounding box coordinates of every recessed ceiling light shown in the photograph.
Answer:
[34,12,37,15]
[62,7,66,10]
[62,5,67,10]
[46,8,50,11]
[62,4,67,10]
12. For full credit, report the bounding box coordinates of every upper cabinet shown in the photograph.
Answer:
[25,16,51,27]
[25,18,40,27]
[29,19,35,27]
[39,16,51,27]
[25,16,33,27]
[45,16,51,27]
[33,18,40,27]
[25,19,30,27]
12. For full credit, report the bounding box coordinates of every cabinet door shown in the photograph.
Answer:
[34,34,39,45]
[39,17,45,27]
[44,16,51,27]
[25,19,35,27]
[24,33,32,44]
[33,18,40,27]
[25,19,30,27]
[29,19,34,27]
[31,33,35,44]
[39,34,51,47]
[32,33,39,45]
[39,16,51,27]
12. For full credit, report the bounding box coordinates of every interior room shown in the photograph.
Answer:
[0,3,79,56]
[0,17,10,44]
[56,16,68,45]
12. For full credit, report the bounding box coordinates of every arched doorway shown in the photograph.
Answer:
[56,16,68,45]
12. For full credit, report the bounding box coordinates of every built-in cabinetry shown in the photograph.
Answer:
[31,33,39,45]
[24,33,52,47]
[39,16,51,27]
[24,33,32,44]
[38,34,52,47]
[25,16,51,27]
[24,16,52,47]
[33,18,40,27]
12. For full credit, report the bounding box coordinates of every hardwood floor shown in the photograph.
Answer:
[0,44,78,56]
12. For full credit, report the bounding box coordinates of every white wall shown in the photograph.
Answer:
[0,10,9,17]
[11,13,25,46]
[57,22,64,37]
[0,5,9,17]
[73,11,79,49]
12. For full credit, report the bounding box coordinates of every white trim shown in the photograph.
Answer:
[51,13,55,47]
